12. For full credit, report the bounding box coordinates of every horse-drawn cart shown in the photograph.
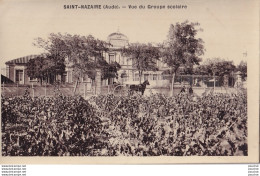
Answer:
[112,83,129,96]
[112,80,150,96]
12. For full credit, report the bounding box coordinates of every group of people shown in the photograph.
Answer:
[180,86,193,94]
[1,89,247,156]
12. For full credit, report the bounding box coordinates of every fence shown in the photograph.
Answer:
[1,81,116,98]
[1,74,242,98]
[162,74,235,88]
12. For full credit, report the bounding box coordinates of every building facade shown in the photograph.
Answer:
[103,31,170,88]
[5,55,40,85]
[4,31,171,87]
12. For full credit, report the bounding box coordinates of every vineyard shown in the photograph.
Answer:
[1,91,247,156]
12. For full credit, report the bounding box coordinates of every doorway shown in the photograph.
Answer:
[15,69,24,84]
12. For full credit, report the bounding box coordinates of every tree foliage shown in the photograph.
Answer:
[34,33,119,82]
[162,21,205,74]
[194,58,236,76]
[26,56,45,82]
[193,58,236,86]
[122,43,160,83]
[26,55,65,84]
[161,21,205,95]
[100,61,121,80]
[236,61,247,81]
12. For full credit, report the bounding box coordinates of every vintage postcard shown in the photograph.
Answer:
[0,0,259,164]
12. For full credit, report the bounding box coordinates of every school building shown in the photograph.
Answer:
[4,31,171,87]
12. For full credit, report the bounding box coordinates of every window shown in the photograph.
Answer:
[135,73,139,81]
[153,74,157,80]
[15,69,23,83]
[29,77,37,81]
[122,56,125,65]
[67,71,73,83]
[6,66,9,78]
[109,54,115,63]
[82,75,89,82]
[144,74,149,81]
[162,74,169,80]
[118,54,121,64]
[157,60,161,68]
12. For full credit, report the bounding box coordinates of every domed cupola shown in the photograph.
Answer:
[107,30,129,48]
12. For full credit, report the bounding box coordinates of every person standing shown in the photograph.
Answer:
[180,86,186,93]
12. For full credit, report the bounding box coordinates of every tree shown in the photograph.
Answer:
[122,43,160,84]
[26,55,65,85]
[63,34,108,92]
[194,58,236,86]
[200,58,235,76]
[236,61,247,81]
[26,56,45,84]
[34,33,117,93]
[100,61,121,81]
[161,21,205,96]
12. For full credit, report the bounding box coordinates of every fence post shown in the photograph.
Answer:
[17,83,19,96]
[213,73,216,94]
[45,82,47,96]
[95,69,101,95]
[2,82,4,96]
[94,80,96,95]
[32,83,34,99]
[84,82,86,99]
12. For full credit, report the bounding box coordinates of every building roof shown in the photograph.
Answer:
[1,74,14,84]
[107,32,128,40]
[107,31,129,48]
[5,54,47,65]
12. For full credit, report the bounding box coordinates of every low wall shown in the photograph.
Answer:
[1,84,243,98]
[145,87,241,96]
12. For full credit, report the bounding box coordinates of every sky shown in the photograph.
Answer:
[0,0,259,69]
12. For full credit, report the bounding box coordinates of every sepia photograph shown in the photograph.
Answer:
[0,0,259,164]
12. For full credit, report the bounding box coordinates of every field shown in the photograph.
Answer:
[1,90,247,156]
